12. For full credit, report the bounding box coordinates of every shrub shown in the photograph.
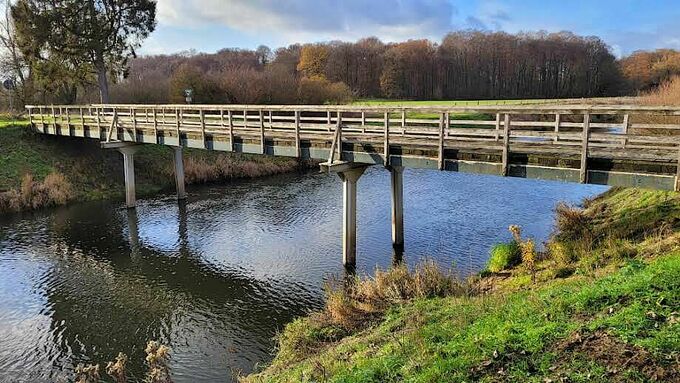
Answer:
[548,241,576,266]
[0,172,73,213]
[486,241,521,273]
[554,203,591,241]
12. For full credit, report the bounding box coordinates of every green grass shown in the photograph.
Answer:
[246,188,680,382]
[248,254,680,382]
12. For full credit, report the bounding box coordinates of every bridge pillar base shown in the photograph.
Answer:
[337,165,369,268]
[173,146,187,200]
[118,145,140,209]
[388,166,404,250]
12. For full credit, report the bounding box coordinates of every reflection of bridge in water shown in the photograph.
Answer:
[25,104,680,266]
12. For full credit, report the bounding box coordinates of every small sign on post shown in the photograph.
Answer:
[184,88,193,104]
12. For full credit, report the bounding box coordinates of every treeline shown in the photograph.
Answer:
[5,30,680,107]
[93,31,627,105]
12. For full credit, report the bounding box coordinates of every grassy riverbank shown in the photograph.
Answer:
[245,188,680,382]
[0,116,310,213]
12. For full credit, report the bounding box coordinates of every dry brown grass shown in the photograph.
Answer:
[182,155,302,185]
[324,260,464,330]
[0,172,73,213]
[639,75,680,106]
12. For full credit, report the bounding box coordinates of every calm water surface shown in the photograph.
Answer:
[0,168,606,382]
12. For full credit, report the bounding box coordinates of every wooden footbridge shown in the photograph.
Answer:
[25,104,680,266]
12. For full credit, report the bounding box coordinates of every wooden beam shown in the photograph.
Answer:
[580,113,591,184]
[554,113,561,143]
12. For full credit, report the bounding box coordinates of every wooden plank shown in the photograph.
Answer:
[438,113,445,170]
[554,113,561,143]
[384,112,390,166]
[580,113,591,184]
[502,114,511,176]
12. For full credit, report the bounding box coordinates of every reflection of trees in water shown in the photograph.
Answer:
[37,198,324,379]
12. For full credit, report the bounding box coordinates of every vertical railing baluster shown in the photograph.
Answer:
[580,113,590,184]
[259,109,265,154]
[502,114,511,176]
[622,113,630,148]
[438,112,445,170]
[152,108,158,144]
[228,110,234,152]
[554,113,561,143]
[384,111,390,166]
[494,113,501,141]
[295,110,301,158]
[337,111,342,160]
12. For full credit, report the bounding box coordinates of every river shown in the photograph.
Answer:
[0,167,606,382]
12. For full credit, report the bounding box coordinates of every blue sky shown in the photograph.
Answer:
[140,0,680,58]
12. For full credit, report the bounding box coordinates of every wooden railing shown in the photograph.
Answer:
[25,104,680,190]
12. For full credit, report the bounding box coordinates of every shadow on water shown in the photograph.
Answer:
[0,168,607,382]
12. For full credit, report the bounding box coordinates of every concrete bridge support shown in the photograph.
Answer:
[337,166,368,267]
[173,146,187,200]
[118,145,139,209]
[389,166,404,250]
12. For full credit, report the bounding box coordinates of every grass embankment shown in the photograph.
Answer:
[246,188,680,382]
[0,117,309,213]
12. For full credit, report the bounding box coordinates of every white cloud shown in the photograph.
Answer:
[155,0,456,43]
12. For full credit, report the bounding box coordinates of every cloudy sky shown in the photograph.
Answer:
[140,0,680,58]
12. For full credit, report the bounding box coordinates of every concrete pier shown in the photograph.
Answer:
[389,166,404,250]
[337,166,368,267]
[118,145,139,208]
[173,146,187,200]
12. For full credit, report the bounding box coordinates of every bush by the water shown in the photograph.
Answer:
[486,241,521,272]
[0,173,73,212]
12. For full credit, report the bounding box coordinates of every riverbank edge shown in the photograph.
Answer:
[244,187,680,382]
[0,121,316,214]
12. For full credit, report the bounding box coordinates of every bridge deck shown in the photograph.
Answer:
[25,104,680,191]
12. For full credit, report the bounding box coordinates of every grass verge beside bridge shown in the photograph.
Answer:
[245,187,680,382]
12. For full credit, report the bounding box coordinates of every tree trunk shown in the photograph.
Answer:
[95,55,110,103]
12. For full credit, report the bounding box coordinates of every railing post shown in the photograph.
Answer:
[336,111,342,160]
[228,110,234,152]
[502,114,511,176]
[438,112,445,170]
[200,109,206,149]
[295,110,301,157]
[173,146,187,200]
[152,108,158,144]
[131,107,137,142]
[494,113,501,141]
[79,107,84,132]
[401,110,406,136]
[675,149,680,192]
[622,114,630,148]
[580,113,591,184]
[175,108,181,146]
[259,109,265,154]
[361,111,366,133]
[554,113,561,143]
[384,112,390,166]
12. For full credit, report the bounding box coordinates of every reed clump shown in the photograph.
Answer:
[274,260,465,365]
[182,154,302,184]
[0,172,73,213]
